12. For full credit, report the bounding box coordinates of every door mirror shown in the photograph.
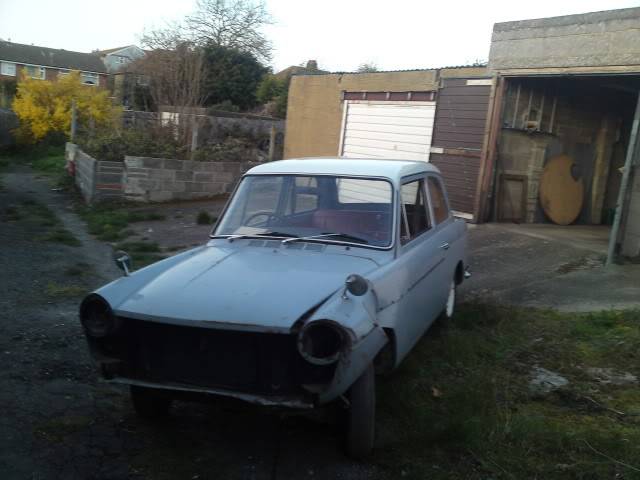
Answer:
[113,250,132,276]
[345,274,368,296]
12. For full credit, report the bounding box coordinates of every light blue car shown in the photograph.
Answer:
[80,158,469,458]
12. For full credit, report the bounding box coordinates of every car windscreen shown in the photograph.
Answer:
[213,175,394,247]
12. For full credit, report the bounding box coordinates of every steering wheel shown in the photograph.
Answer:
[244,211,279,227]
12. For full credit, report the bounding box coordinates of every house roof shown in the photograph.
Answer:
[94,45,141,56]
[247,157,439,183]
[0,41,107,73]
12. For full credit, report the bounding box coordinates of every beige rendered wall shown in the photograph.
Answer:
[283,67,488,159]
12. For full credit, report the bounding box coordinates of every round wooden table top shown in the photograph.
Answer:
[539,154,584,226]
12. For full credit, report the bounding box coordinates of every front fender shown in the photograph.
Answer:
[317,326,387,404]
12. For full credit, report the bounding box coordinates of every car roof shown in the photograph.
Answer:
[246,157,440,182]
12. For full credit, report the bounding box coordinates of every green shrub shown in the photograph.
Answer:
[77,126,188,162]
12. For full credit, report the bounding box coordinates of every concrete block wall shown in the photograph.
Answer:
[123,156,260,202]
[66,143,124,203]
[489,7,640,71]
[622,169,640,258]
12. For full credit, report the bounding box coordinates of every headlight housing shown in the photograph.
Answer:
[297,320,349,365]
[79,294,119,338]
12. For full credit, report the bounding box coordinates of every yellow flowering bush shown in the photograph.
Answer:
[13,71,120,143]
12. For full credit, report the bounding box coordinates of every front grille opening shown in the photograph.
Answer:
[97,318,336,395]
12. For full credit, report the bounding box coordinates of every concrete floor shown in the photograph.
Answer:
[461,223,640,312]
[494,223,611,255]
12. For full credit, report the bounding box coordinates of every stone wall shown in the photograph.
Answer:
[123,156,260,202]
[489,7,640,71]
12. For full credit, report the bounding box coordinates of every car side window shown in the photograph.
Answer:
[400,179,431,245]
[427,176,450,224]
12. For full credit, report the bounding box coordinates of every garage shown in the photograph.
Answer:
[474,8,640,262]
[339,95,436,161]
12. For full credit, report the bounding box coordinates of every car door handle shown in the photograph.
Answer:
[439,242,450,250]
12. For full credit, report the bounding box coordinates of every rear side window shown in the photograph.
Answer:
[400,179,431,244]
[428,177,449,224]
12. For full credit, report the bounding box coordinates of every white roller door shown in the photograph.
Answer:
[339,101,436,161]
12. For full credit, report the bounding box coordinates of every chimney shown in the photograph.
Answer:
[306,60,318,71]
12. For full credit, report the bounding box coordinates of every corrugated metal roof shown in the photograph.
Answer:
[0,41,107,73]
[291,63,487,77]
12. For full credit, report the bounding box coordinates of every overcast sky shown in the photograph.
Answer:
[1,0,638,72]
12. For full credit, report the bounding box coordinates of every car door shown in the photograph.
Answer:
[425,174,457,302]
[389,175,448,361]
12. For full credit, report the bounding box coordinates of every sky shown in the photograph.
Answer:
[1,0,639,72]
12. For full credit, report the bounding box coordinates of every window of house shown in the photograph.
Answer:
[81,72,99,86]
[25,65,45,79]
[400,179,431,244]
[117,56,126,64]
[427,177,450,224]
[0,62,16,76]
[58,69,70,77]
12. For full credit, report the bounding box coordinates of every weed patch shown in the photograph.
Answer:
[196,211,216,225]
[77,203,166,242]
[45,282,87,298]
[374,304,640,479]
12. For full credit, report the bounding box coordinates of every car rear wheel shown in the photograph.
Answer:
[345,363,375,459]
[130,386,172,419]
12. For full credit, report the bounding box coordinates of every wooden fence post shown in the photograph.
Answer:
[268,125,276,162]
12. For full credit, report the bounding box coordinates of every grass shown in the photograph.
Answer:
[373,304,640,479]
[77,203,165,242]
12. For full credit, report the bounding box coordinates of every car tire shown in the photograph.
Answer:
[130,386,172,419]
[440,279,457,321]
[345,363,375,459]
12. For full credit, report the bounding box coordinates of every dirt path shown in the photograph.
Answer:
[0,167,375,479]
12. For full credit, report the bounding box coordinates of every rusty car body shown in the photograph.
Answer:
[80,158,469,457]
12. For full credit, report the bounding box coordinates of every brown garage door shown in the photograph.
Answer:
[430,78,492,218]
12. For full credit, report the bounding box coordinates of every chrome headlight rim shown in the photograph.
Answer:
[297,319,350,366]
[79,294,119,338]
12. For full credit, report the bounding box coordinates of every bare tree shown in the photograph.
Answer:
[185,0,272,63]
[140,21,186,50]
[131,40,206,145]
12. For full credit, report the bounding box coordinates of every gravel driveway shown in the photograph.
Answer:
[0,168,375,480]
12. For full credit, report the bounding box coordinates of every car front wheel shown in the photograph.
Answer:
[345,363,375,459]
[440,279,457,321]
[130,385,172,419]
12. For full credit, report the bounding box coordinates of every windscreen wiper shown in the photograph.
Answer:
[281,232,369,245]
[219,232,299,241]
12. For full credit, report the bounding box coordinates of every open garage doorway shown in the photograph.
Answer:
[489,74,640,256]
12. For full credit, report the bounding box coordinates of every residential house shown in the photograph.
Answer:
[94,45,145,74]
[0,40,108,86]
